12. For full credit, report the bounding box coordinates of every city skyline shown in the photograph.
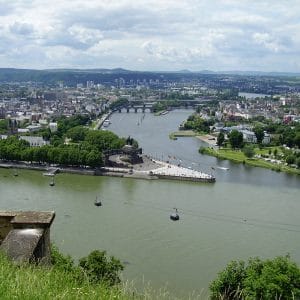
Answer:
[0,0,300,72]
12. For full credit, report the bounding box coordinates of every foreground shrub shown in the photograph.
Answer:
[210,255,300,300]
[79,250,124,286]
[51,246,124,287]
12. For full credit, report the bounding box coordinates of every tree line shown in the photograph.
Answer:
[183,114,214,133]
[0,115,128,168]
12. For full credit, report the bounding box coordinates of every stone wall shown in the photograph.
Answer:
[0,211,55,264]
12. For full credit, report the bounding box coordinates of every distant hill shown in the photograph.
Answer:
[0,67,299,85]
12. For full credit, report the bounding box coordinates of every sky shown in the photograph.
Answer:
[0,0,300,72]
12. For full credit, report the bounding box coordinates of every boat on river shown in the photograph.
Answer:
[216,166,229,171]
[103,119,111,127]
[43,172,55,177]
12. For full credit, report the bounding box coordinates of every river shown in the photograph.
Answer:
[0,110,299,299]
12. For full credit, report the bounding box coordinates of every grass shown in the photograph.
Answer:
[200,147,300,175]
[0,254,193,300]
[169,130,197,139]
[90,120,98,129]
[0,254,131,300]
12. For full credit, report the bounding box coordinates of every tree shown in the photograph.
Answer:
[296,157,300,168]
[286,155,295,165]
[210,260,246,299]
[229,130,243,149]
[86,150,102,167]
[79,250,124,286]
[217,132,225,147]
[242,144,255,158]
[294,132,300,148]
[210,255,300,300]
[253,126,264,144]
[66,126,89,142]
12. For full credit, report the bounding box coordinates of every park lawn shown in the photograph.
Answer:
[218,148,246,162]
[170,130,197,137]
[255,146,283,156]
[201,147,300,175]
[90,120,98,129]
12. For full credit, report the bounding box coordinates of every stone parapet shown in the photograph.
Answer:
[0,211,55,264]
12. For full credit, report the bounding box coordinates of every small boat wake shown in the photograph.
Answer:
[216,166,229,171]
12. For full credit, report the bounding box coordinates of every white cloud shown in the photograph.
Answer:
[0,0,299,71]
[252,32,286,53]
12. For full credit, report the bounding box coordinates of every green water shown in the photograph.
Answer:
[0,110,299,298]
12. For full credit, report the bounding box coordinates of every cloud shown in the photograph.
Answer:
[252,32,288,53]
[10,22,34,35]
[0,0,299,71]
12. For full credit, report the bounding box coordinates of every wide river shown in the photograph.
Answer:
[1,110,299,298]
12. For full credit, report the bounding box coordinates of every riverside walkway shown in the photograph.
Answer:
[104,156,215,183]
[148,160,215,182]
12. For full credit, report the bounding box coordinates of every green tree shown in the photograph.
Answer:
[86,150,103,167]
[253,126,264,144]
[242,144,255,158]
[296,157,300,168]
[210,260,246,299]
[210,255,300,300]
[79,250,124,286]
[0,119,8,134]
[286,155,295,165]
[217,132,225,147]
[229,130,243,149]
[294,132,300,148]
[66,126,89,142]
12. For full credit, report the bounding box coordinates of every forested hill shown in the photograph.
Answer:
[1,68,300,92]
[0,68,201,86]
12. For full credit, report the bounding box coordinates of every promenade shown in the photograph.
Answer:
[148,159,215,181]
[0,155,216,183]
[105,156,216,182]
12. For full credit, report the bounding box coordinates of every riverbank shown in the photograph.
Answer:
[169,130,196,140]
[0,155,215,183]
[102,155,215,182]
[169,130,217,146]
[195,134,217,146]
[200,147,300,175]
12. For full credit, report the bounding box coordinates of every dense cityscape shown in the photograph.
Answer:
[1,70,299,174]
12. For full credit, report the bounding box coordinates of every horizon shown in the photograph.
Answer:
[1,67,300,76]
[0,1,300,72]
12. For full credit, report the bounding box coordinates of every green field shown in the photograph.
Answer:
[169,130,197,139]
[200,147,300,175]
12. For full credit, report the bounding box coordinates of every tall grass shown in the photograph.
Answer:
[0,254,203,300]
[0,253,130,300]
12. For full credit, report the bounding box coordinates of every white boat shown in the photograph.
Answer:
[43,172,55,177]
[216,166,229,170]
[161,110,169,115]
[103,119,111,127]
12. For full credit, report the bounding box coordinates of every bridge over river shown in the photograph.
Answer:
[115,97,212,113]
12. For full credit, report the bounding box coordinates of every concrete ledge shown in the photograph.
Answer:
[0,211,55,264]
[0,228,44,263]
